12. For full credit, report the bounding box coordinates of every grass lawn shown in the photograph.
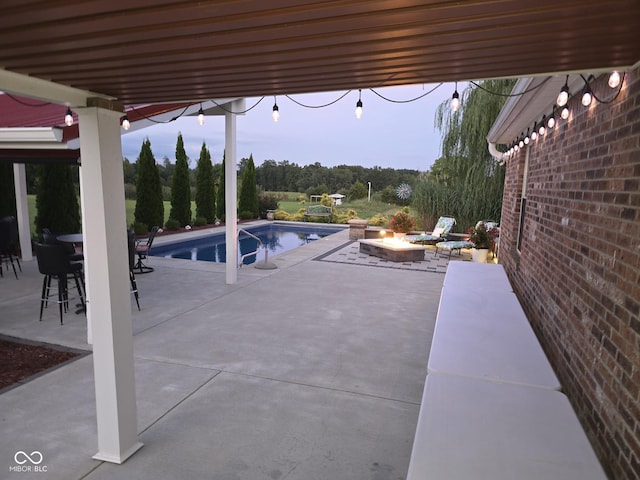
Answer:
[272,192,416,227]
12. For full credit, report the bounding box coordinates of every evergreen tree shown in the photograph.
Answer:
[134,138,164,230]
[216,151,226,222]
[195,142,215,223]
[238,154,259,218]
[34,164,81,234]
[169,133,192,226]
[0,163,17,218]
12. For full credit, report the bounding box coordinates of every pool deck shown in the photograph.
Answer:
[0,223,446,480]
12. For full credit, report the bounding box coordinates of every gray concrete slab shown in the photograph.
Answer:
[0,226,444,480]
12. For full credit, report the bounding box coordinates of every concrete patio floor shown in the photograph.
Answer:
[0,227,447,480]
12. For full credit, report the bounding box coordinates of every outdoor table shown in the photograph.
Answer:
[56,233,84,245]
[428,288,561,390]
[442,261,513,292]
[406,373,607,480]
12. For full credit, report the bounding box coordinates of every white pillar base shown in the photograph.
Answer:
[93,441,144,464]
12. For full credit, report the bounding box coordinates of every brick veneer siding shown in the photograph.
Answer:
[500,68,640,480]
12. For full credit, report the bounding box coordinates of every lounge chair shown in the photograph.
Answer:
[133,226,159,274]
[407,216,456,245]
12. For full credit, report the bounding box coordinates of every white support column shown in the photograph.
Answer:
[225,101,239,284]
[13,163,32,261]
[76,106,142,463]
[77,169,93,344]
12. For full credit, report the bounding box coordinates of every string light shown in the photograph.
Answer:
[547,106,557,128]
[450,82,460,112]
[197,104,205,125]
[556,75,569,107]
[538,118,546,136]
[272,97,280,122]
[561,104,570,120]
[64,108,73,127]
[355,89,363,119]
[581,85,593,106]
[524,129,530,145]
[530,124,538,141]
[608,71,621,89]
[121,115,130,131]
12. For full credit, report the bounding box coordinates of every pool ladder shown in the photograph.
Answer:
[238,228,277,270]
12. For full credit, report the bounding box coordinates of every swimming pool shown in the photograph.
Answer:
[150,223,344,265]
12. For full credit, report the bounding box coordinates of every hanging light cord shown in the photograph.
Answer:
[580,73,625,104]
[369,83,443,102]
[285,90,352,108]
[5,93,52,107]
[209,96,266,114]
[469,76,552,96]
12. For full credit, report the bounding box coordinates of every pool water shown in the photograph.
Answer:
[150,223,343,265]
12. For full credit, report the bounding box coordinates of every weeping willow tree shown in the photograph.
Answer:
[413,79,515,231]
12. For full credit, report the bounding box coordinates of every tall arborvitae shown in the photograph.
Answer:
[0,162,17,218]
[216,151,226,222]
[169,133,192,226]
[238,154,259,218]
[134,138,164,230]
[34,164,81,234]
[195,142,215,223]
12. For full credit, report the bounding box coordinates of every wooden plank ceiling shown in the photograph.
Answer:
[1,0,639,106]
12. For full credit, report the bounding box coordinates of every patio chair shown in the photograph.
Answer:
[133,225,159,274]
[0,216,21,279]
[407,216,456,245]
[128,229,141,310]
[35,242,85,324]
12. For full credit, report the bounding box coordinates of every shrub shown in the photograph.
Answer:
[169,133,192,226]
[334,208,359,224]
[258,193,279,219]
[238,210,255,220]
[368,213,388,227]
[389,208,416,233]
[134,138,164,229]
[274,210,291,220]
[165,218,180,231]
[132,222,148,235]
[193,216,207,227]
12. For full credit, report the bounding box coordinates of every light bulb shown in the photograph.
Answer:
[538,119,546,136]
[272,104,279,122]
[450,90,460,112]
[581,89,592,106]
[514,144,520,152]
[355,99,363,119]
[557,77,569,107]
[547,115,555,129]
[121,115,130,131]
[561,105,569,120]
[608,71,621,89]
[64,108,73,127]
[531,130,537,141]
[197,105,205,126]
[518,139,524,148]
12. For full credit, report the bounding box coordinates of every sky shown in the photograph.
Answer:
[121,82,460,172]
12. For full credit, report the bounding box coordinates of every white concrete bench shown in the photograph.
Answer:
[406,263,606,480]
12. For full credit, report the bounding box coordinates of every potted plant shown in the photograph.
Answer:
[466,221,497,263]
[389,208,416,239]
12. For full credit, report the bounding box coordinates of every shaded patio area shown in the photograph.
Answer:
[0,228,445,479]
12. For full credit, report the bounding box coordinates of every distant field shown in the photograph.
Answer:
[27,193,415,235]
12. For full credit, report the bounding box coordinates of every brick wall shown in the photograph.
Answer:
[500,67,640,480]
